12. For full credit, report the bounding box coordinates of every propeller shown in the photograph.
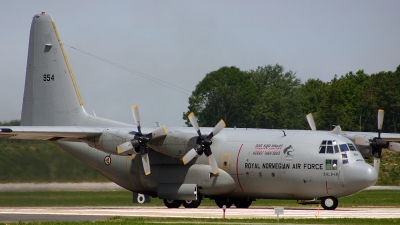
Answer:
[306,113,343,135]
[306,113,316,131]
[354,109,400,172]
[116,105,167,175]
[182,112,225,175]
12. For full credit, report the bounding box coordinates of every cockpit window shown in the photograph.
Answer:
[348,143,357,151]
[334,145,339,153]
[340,144,349,152]
[319,140,339,154]
[319,146,326,153]
[327,146,334,154]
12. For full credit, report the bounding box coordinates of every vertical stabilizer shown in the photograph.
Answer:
[21,13,88,126]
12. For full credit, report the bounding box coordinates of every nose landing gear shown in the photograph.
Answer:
[320,196,338,210]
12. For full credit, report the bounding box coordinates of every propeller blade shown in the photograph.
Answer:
[377,109,384,131]
[208,119,226,139]
[141,152,151,175]
[306,113,316,131]
[116,141,134,154]
[152,126,168,139]
[331,125,342,136]
[208,154,219,175]
[373,157,380,174]
[132,105,141,133]
[388,142,400,152]
[354,136,370,146]
[188,112,201,136]
[182,148,198,165]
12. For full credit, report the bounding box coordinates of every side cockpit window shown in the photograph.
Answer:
[348,143,357,151]
[339,144,349,152]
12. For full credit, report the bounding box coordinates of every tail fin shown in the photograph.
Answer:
[21,12,88,126]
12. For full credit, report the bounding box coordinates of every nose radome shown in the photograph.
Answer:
[343,162,378,192]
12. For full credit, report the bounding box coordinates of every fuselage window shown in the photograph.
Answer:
[342,159,349,164]
[326,159,332,170]
[325,159,338,170]
[332,160,338,170]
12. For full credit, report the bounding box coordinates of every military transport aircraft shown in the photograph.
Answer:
[1,12,400,210]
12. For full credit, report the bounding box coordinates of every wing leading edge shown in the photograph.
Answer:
[0,126,103,141]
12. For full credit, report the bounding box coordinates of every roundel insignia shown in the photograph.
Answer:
[104,155,111,166]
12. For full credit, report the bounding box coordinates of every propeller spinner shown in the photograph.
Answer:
[182,112,225,175]
[116,105,167,175]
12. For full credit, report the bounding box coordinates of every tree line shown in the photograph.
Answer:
[183,64,400,133]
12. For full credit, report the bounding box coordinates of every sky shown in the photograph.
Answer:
[1,1,399,127]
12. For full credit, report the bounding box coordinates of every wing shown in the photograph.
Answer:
[0,126,103,142]
[343,131,400,143]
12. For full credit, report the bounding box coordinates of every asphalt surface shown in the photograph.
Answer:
[0,183,399,222]
[1,207,400,222]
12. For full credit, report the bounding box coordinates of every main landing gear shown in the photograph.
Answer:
[163,198,202,208]
[163,197,253,209]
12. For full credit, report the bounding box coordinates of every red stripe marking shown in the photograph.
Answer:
[236,144,244,192]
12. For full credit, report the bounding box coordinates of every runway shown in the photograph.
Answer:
[1,206,400,222]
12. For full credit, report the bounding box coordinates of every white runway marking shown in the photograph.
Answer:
[1,207,400,220]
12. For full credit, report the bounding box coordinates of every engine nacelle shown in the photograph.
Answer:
[147,130,197,158]
[81,128,136,155]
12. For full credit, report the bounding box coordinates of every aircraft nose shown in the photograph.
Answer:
[343,162,378,192]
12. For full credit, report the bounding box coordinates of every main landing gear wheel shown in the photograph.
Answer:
[215,198,233,208]
[163,199,182,208]
[182,199,202,208]
[321,196,338,210]
[233,198,253,208]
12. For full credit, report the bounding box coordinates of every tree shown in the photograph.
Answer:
[248,64,302,128]
[318,70,371,131]
[183,66,257,127]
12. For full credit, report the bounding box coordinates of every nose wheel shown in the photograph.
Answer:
[321,196,338,210]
